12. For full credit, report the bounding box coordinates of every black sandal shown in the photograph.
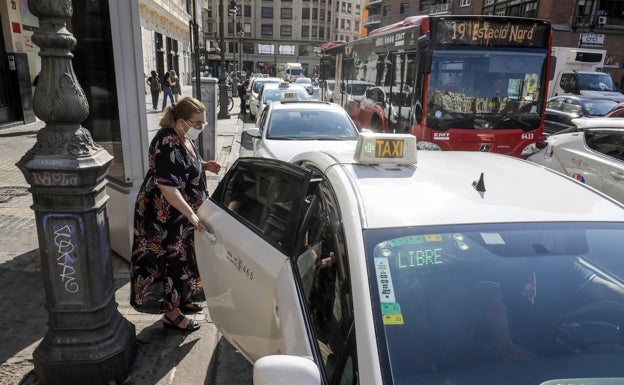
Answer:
[181,303,203,314]
[162,313,200,332]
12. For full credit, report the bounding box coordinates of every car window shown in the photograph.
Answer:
[580,99,619,116]
[213,160,310,253]
[562,100,582,115]
[585,130,624,161]
[546,98,564,110]
[294,179,357,385]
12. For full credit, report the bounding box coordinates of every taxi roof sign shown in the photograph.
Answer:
[354,132,417,165]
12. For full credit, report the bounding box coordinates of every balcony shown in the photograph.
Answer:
[430,2,452,15]
[365,14,382,27]
[365,0,383,9]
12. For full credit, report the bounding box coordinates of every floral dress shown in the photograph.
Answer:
[130,127,206,314]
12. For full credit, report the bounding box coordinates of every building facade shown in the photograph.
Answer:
[201,0,361,79]
[365,0,624,91]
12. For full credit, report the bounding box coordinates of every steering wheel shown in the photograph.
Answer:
[555,301,624,354]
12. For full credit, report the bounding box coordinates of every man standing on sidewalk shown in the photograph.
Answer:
[146,70,161,112]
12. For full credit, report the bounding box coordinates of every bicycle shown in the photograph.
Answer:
[216,90,234,112]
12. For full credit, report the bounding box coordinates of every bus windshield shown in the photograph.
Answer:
[427,48,547,131]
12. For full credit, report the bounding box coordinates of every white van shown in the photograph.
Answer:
[284,63,304,82]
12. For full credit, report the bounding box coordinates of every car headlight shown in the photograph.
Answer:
[417,141,442,151]
[520,142,539,157]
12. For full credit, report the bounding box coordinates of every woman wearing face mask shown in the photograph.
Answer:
[130,96,221,332]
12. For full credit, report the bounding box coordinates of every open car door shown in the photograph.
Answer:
[195,158,312,362]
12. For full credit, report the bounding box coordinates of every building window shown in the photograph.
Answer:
[279,44,296,55]
[312,26,317,38]
[320,9,325,20]
[400,2,409,14]
[383,5,391,16]
[319,27,325,38]
[281,8,292,19]
[258,43,274,54]
[459,0,470,6]
[300,45,310,56]
[302,25,309,37]
[280,24,292,37]
[302,8,310,19]
[312,8,318,20]
[261,24,273,37]
[484,0,494,5]
[261,7,273,18]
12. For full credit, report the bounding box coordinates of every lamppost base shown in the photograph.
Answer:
[218,112,231,119]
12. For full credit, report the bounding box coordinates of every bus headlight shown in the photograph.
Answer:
[417,141,442,151]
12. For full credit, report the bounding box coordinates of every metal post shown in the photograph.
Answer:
[193,0,201,101]
[218,0,230,119]
[16,1,136,384]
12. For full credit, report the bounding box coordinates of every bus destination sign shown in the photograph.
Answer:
[433,19,550,48]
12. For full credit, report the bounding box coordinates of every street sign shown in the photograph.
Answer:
[579,33,605,47]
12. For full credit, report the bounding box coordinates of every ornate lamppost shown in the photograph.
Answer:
[16,1,136,384]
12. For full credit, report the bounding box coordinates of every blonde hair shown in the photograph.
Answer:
[159,96,205,128]
[170,69,177,77]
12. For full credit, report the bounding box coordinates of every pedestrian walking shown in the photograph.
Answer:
[170,70,182,103]
[238,77,250,114]
[146,70,161,111]
[161,70,175,111]
[130,96,222,332]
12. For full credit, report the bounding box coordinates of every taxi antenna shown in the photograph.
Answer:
[472,172,486,192]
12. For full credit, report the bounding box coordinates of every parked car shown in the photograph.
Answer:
[294,77,318,99]
[528,117,624,204]
[247,77,282,118]
[544,95,621,135]
[244,100,359,161]
[254,82,310,125]
[196,132,624,385]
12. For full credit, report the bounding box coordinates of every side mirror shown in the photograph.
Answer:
[243,127,261,138]
[253,356,321,385]
[416,50,432,74]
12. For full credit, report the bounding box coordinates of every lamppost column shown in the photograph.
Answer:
[218,0,230,119]
[16,1,136,384]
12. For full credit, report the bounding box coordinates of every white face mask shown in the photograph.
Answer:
[184,126,202,141]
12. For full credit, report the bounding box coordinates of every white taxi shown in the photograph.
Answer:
[196,133,624,385]
[243,101,360,161]
[254,82,311,125]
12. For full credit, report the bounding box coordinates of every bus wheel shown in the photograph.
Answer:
[371,117,382,133]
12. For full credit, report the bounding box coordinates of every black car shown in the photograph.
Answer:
[544,95,620,135]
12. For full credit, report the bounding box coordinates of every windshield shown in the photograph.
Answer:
[578,73,616,92]
[253,79,280,94]
[263,88,310,103]
[364,222,624,385]
[347,82,374,96]
[266,109,358,139]
[427,48,548,131]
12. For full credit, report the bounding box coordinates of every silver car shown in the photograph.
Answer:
[528,117,624,204]
[247,77,282,118]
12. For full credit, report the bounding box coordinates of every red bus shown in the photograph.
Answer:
[320,15,552,158]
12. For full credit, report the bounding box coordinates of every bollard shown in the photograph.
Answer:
[16,1,136,384]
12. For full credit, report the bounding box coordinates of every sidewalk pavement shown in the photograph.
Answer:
[0,86,254,385]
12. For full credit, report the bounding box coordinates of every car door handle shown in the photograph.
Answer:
[609,171,624,180]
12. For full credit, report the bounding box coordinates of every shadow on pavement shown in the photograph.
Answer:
[207,337,253,385]
[122,323,199,385]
